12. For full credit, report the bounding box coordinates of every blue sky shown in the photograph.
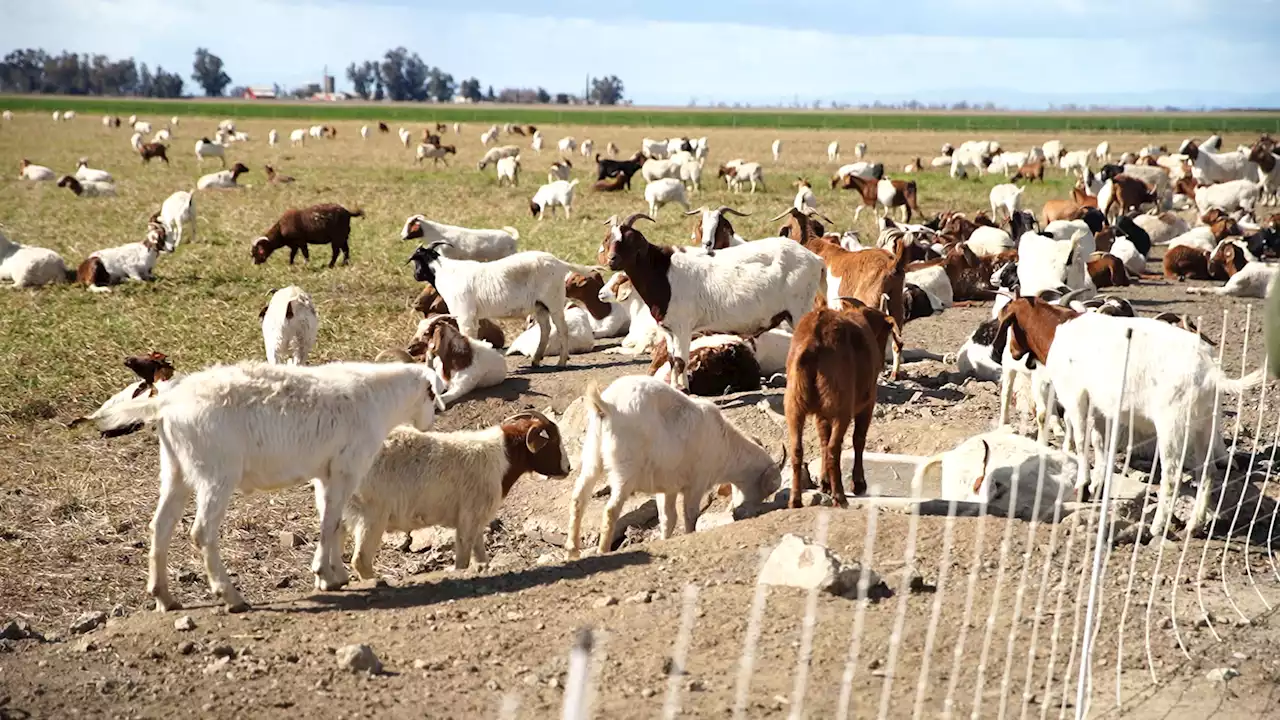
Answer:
[3,0,1279,108]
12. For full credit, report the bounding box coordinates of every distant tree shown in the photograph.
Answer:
[536,87,551,103]
[589,75,624,105]
[485,85,495,101]
[136,62,153,96]
[402,53,429,101]
[291,83,322,99]
[459,77,482,102]
[426,68,455,102]
[151,66,184,98]
[346,61,376,99]
[0,49,48,93]
[379,47,410,101]
[191,48,231,96]
[554,92,570,105]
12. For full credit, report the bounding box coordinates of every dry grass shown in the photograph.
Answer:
[0,112,1256,624]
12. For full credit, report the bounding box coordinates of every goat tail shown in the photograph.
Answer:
[83,392,163,435]
[346,206,365,219]
[502,226,520,241]
[1218,367,1266,395]
[583,383,609,421]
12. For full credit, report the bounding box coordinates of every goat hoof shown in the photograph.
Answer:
[153,597,182,613]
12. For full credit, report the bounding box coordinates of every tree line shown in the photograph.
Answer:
[346,47,624,105]
[0,45,625,105]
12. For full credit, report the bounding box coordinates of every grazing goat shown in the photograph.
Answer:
[719,162,766,193]
[400,215,518,261]
[416,144,457,166]
[156,191,196,249]
[408,242,597,367]
[251,204,362,267]
[496,156,520,187]
[566,376,784,556]
[477,145,520,171]
[346,411,569,577]
[530,179,578,219]
[548,158,573,182]
[82,361,446,612]
[601,213,824,390]
[259,286,318,365]
[645,178,690,218]
[786,297,901,506]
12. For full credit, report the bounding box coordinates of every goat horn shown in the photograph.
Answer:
[426,239,453,250]
[717,206,751,217]
[683,206,708,216]
[502,409,552,425]
[768,208,795,222]
[805,208,835,224]
[1059,287,1091,305]
[602,215,619,227]
[619,213,655,229]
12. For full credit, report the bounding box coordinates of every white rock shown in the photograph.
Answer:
[336,644,382,674]
[758,534,879,597]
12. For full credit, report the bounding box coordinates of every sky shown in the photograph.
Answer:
[3,0,1279,108]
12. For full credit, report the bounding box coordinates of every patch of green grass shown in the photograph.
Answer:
[6,94,1280,133]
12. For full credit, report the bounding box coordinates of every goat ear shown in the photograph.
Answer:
[971,440,990,495]
[526,426,551,453]
[258,305,268,320]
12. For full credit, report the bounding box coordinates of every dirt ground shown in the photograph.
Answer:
[2,114,1279,717]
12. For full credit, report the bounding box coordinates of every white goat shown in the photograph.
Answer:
[771,139,782,162]
[1186,263,1278,298]
[827,140,840,162]
[268,129,279,146]
[1094,141,1111,164]
[81,361,446,612]
[600,215,824,391]
[642,158,681,182]
[556,137,577,154]
[346,411,569,577]
[407,243,596,366]
[1134,212,1190,245]
[481,125,499,146]
[411,315,507,407]
[399,215,518,261]
[680,158,704,193]
[496,156,520,187]
[507,307,596,357]
[989,183,1024,220]
[75,158,112,183]
[645,178,690,218]
[854,142,867,159]
[359,125,368,140]
[478,145,520,170]
[290,129,307,146]
[1195,179,1260,215]
[1187,145,1252,184]
[133,120,151,134]
[157,190,196,249]
[641,137,668,159]
[0,227,71,288]
[914,426,1074,520]
[79,222,169,292]
[566,376,783,556]
[1059,150,1090,176]
[194,137,225,166]
[580,139,593,157]
[531,131,544,154]
[599,272,660,355]
[260,286,318,365]
[1045,313,1264,534]
[725,162,765,193]
[19,160,55,181]
[530,179,578,219]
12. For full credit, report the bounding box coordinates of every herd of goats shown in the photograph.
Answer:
[3,108,1280,613]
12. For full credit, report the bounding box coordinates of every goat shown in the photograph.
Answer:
[0,227,72,288]
[409,315,507,407]
[56,175,116,197]
[251,204,362,267]
[80,361,447,612]
[77,221,169,292]
[648,334,762,396]
[547,157,572,183]
[408,242,597,367]
[645,178,690,218]
[529,179,578,219]
[400,215,518,261]
[496,156,520,187]
[842,175,921,223]
[259,286,318,365]
[600,213,824,390]
[1186,262,1278,298]
[346,411,569,577]
[786,297,902,506]
[565,376,783,556]
[196,162,249,190]
[194,137,226,166]
[416,144,457,167]
[412,285,506,348]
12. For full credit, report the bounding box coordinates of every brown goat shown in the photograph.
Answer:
[1103,174,1159,216]
[991,297,1081,374]
[1173,175,1198,198]
[412,285,505,348]
[1070,184,1098,208]
[251,204,362,267]
[1086,252,1130,288]
[564,271,614,323]
[1207,241,1249,281]
[264,165,295,184]
[1013,161,1045,183]
[905,243,1002,302]
[592,173,629,192]
[785,297,902,506]
[1162,245,1212,280]
[840,174,921,223]
[138,142,168,164]
[648,335,762,396]
[773,206,907,376]
[1042,199,1088,224]
[377,122,390,133]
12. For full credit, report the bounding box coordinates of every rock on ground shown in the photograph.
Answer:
[336,644,382,674]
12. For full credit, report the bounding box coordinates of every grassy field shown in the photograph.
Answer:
[6,94,1280,132]
[0,112,1271,621]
